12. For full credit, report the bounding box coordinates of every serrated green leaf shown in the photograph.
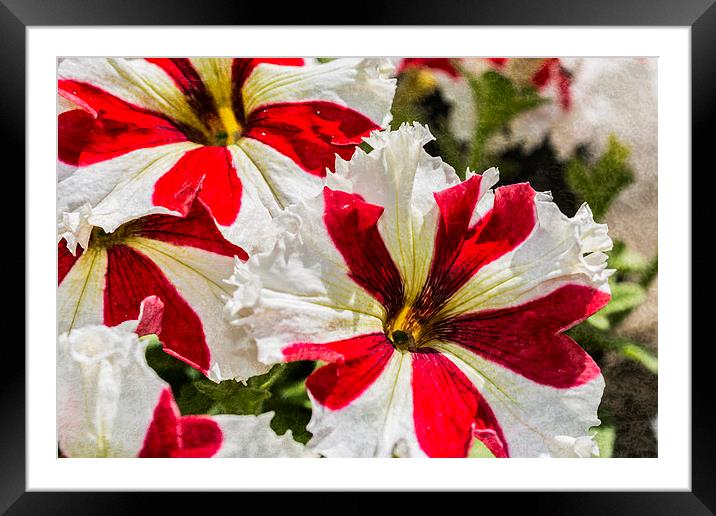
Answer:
[566,135,634,220]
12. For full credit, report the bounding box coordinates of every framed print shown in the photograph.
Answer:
[3,0,711,512]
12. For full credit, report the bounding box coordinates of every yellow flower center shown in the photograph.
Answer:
[385,305,432,352]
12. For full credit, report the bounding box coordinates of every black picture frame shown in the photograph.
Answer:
[3,0,709,513]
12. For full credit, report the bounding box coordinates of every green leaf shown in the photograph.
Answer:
[620,343,658,375]
[586,313,611,331]
[586,280,646,331]
[467,71,547,171]
[193,379,270,415]
[591,425,616,458]
[608,240,648,275]
[639,255,658,288]
[603,281,647,316]
[566,135,634,220]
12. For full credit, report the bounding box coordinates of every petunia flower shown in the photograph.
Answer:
[394,58,571,144]
[58,200,261,382]
[227,124,613,457]
[58,296,314,458]
[486,58,657,161]
[482,58,572,110]
[57,57,396,253]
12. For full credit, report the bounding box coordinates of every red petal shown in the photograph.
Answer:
[245,101,379,176]
[284,333,394,410]
[323,188,404,316]
[138,200,247,259]
[104,244,211,374]
[416,181,536,317]
[58,241,83,285]
[151,146,244,227]
[57,80,187,165]
[438,284,609,388]
[139,389,222,458]
[397,58,461,78]
[412,350,508,458]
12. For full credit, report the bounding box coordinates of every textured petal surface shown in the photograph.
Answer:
[242,58,396,128]
[226,195,385,366]
[58,323,166,457]
[58,203,262,382]
[327,124,462,302]
[434,341,604,458]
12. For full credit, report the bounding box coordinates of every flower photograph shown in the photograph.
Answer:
[57,57,657,458]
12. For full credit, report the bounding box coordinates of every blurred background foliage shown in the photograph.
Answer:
[148,58,658,458]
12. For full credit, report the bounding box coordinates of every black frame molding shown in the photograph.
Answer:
[4,0,710,513]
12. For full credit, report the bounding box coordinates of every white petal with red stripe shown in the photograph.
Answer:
[442,194,613,318]
[58,301,314,458]
[58,203,263,382]
[327,124,465,303]
[226,196,385,366]
[435,341,604,458]
[57,142,200,234]
[242,58,396,127]
[59,58,207,132]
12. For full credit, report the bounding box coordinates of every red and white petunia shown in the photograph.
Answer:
[394,58,572,144]
[57,57,396,253]
[485,58,657,160]
[58,200,262,382]
[227,124,613,457]
[58,297,314,458]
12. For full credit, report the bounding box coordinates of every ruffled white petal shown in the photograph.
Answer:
[327,123,461,302]
[212,412,317,457]
[58,323,165,457]
[442,193,613,317]
[57,142,200,235]
[225,197,385,365]
[306,352,424,458]
[242,58,396,127]
[57,203,93,255]
[435,341,604,458]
